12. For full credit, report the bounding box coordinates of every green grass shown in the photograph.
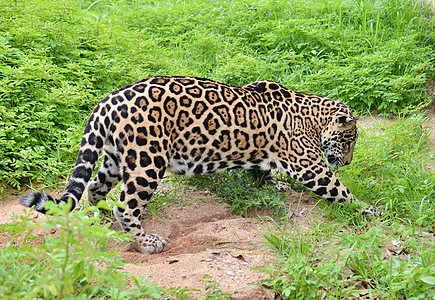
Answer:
[187,170,290,218]
[1,0,435,298]
[337,112,435,227]
[0,0,434,187]
[0,204,162,299]
[260,218,435,299]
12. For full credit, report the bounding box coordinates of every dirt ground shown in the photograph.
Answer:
[0,181,318,299]
[1,95,434,299]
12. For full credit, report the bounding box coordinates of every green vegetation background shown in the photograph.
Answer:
[0,0,434,188]
[1,1,435,298]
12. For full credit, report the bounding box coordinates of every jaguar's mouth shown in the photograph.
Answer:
[326,155,342,168]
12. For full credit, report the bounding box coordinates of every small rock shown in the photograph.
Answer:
[226,271,235,276]
[168,259,179,264]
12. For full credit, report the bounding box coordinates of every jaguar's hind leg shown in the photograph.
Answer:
[115,150,167,254]
[87,148,121,205]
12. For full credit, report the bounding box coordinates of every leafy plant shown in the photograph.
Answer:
[1,0,434,187]
[260,218,435,299]
[188,170,289,218]
[0,203,162,299]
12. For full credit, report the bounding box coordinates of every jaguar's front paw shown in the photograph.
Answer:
[132,233,167,254]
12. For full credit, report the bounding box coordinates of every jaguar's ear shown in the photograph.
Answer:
[337,113,359,126]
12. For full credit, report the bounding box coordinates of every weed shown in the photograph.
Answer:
[0,204,162,299]
[202,274,232,299]
[164,274,231,299]
[188,170,289,218]
[260,218,435,299]
[1,0,434,186]
[336,113,435,227]
[1,0,435,297]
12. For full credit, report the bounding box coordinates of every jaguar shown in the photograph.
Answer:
[20,76,379,254]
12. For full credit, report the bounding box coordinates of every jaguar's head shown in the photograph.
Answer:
[321,111,359,168]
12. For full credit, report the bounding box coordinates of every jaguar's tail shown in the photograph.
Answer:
[20,101,110,213]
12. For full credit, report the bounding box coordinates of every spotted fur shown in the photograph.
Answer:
[20,76,379,254]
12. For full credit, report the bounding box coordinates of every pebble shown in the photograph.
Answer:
[226,271,235,276]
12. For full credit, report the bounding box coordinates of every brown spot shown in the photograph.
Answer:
[290,139,304,155]
[155,78,167,84]
[230,153,243,160]
[136,97,147,108]
[277,133,289,150]
[165,98,177,116]
[187,87,202,97]
[207,119,217,131]
[194,103,206,115]
[235,132,248,149]
[152,126,161,137]
[150,87,163,101]
[178,112,191,128]
[254,135,266,148]
[180,96,191,107]
[178,78,194,84]
[222,87,236,102]
[235,107,245,126]
[219,108,228,121]
[249,110,260,129]
[151,110,160,122]
[206,91,219,103]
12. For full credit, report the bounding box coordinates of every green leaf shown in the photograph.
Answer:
[73,261,85,278]
[96,200,111,210]
[63,275,74,293]
[86,265,96,283]
[421,276,435,285]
